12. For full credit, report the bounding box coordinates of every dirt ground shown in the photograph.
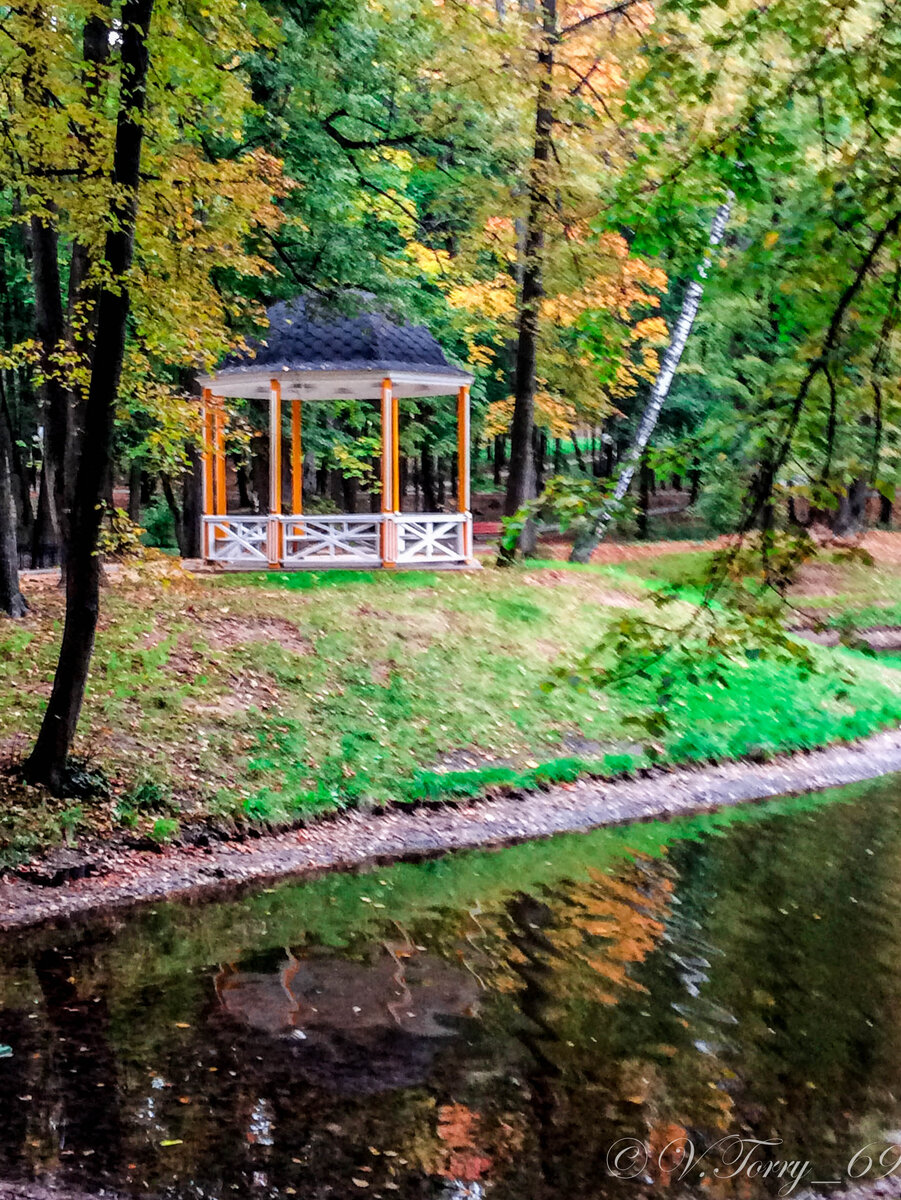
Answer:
[530,528,901,567]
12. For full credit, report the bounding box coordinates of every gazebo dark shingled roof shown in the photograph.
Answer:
[222,297,465,376]
[201,297,472,401]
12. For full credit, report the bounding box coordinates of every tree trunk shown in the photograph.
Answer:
[570,194,733,562]
[65,6,113,514]
[689,465,702,505]
[831,476,869,538]
[342,473,358,514]
[493,435,505,488]
[370,457,381,512]
[0,412,26,616]
[31,460,58,569]
[604,439,615,477]
[880,493,893,527]
[30,214,69,556]
[500,0,555,562]
[160,473,184,551]
[127,459,142,521]
[252,434,270,510]
[571,431,586,474]
[25,0,155,793]
[637,454,651,540]
[0,372,34,550]
[235,464,252,509]
[421,445,437,511]
[328,468,343,507]
[181,446,203,558]
[140,470,155,507]
[303,447,316,496]
[534,427,547,493]
[437,459,447,508]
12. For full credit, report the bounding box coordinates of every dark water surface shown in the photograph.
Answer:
[4,777,901,1199]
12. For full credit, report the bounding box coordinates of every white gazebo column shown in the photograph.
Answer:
[457,383,472,559]
[268,378,282,567]
[380,377,397,567]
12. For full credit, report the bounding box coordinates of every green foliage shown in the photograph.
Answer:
[97,509,148,560]
[126,777,175,814]
[501,475,610,555]
[141,499,178,550]
[149,817,180,845]
[58,806,84,847]
[551,534,832,739]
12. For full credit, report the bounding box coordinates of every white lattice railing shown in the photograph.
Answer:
[204,516,268,564]
[280,514,381,565]
[395,513,467,563]
[204,512,471,567]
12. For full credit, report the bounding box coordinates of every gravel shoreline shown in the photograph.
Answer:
[2,728,901,933]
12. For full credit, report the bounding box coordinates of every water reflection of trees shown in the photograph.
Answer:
[4,792,901,1198]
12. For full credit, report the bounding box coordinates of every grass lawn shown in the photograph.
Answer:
[3,547,901,864]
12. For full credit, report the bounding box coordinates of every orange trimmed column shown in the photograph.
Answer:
[457,383,472,558]
[214,401,227,513]
[201,388,215,557]
[392,387,400,512]
[291,398,302,533]
[268,378,283,567]
[380,377,396,567]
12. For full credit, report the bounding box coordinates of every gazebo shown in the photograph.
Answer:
[198,299,475,570]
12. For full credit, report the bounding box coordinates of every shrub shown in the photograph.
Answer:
[142,498,178,549]
[149,817,180,844]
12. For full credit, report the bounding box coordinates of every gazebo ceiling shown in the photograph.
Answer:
[199,297,473,400]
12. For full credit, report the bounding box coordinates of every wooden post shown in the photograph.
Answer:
[392,387,400,512]
[212,395,228,556]
[214,401,227,515]
[457,384,470,513]
[201,388,214,557]
[291,398,302,535]
[457,383,472,558]
[380,377,396,567]
[269,378,282,567]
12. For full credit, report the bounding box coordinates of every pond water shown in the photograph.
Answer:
[4,778,901,1199]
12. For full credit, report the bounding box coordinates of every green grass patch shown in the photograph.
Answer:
[3,550,901,862]
[220,568,442,592]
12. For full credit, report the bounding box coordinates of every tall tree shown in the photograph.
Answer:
[503,0,557,558]
[25,0,156,791]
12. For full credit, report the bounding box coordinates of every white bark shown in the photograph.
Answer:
[570,193,734,562]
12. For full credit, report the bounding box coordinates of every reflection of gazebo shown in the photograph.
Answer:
[198,299,475,570]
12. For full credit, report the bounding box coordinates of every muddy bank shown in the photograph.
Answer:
[3,727,901,933]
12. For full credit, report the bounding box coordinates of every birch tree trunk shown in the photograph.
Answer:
[570,194,734,563]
